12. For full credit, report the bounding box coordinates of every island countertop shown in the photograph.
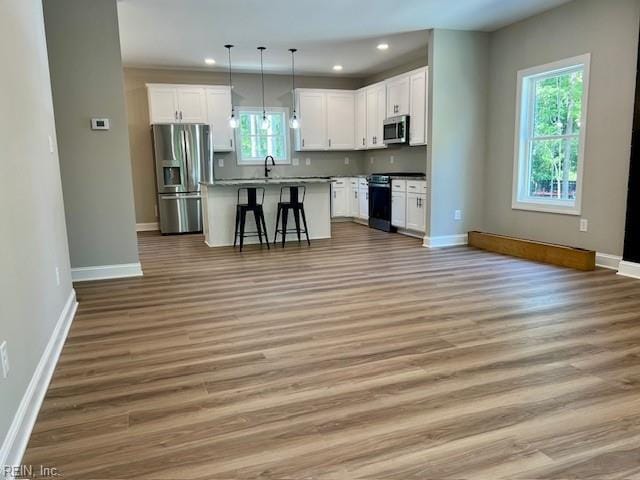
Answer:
[201,176,332,187]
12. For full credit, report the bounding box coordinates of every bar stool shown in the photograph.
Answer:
[274,185,310,247]
[234,187,269,252]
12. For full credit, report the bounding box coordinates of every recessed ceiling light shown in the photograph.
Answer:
[204,58,216,65]
[332,65,343,71]
[377,43,389,50]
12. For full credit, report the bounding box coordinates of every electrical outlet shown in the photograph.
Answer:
[55,267,60,286]
[292,158,300,166]
[390,155,395,164]
[580,218,588,232]
[305,158,311,166]
[217,158,224,168]
[344,157,350,165]
[48,135,55,153]
[1,342,9,379]
[370,157,375,165]
[454,210,462,221]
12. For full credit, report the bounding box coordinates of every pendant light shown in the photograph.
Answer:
[257,46,270,130]
[288,48,300,129]
[225,44,239,129]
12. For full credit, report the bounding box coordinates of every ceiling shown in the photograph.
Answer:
[117,0,571,77]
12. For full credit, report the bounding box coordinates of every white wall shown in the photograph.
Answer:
[0,0,74,467]
[484,0,640,255]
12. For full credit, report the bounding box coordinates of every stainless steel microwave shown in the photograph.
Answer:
[383,115,409,145]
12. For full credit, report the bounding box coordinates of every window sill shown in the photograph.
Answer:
[511,201,581,216]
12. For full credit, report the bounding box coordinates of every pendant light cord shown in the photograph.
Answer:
[224,44,234,116]
[258,47,266,116]
[289,48,297,113]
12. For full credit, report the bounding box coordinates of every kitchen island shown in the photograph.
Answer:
[201,177,332,247]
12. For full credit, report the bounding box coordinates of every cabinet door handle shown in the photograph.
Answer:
[355,191,358,199]
[333,190,336,198]
[328,138,332,147]
[302,139,305,147]
[180,111,183,121]
[175,111,178,120]
[362,138,365,146]
[230,138,233,148]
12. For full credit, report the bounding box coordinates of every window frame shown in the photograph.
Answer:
[512,54,591,216]
[235,107,291,165]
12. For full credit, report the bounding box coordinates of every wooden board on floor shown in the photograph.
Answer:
[468,231,596,271]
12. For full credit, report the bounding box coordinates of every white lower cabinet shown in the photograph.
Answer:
[391,191,406,227]
[348,178,360,217]
[406,192,427,232]
[331,179,348,217]
[392,179,426,233]
[358,187,369,220]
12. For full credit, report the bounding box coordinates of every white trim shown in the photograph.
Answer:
[596,253,622,270]
[136,222,159,232]
[618,261,640,280]
[512,53,591,217]
[71,262,143,282]
[0,290,78,473]
[423,234,468,248]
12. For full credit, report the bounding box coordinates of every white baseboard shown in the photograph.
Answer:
[136,222,159,232]
[71,262,143,282]
[618,260,640,279]
[596,253,622,270]
[423,233,468,248]
[0,290,78,473]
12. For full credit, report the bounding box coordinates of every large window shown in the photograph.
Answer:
[513,54,590,215]
[236,108,290,165]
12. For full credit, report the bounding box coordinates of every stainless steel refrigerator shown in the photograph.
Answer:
[152,124,213,234]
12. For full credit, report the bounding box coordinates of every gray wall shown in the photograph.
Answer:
[428,30,489,238]
[484,0,640,255]
[44,0,139,268]
[125,68,427,224]
[0,0,74,453]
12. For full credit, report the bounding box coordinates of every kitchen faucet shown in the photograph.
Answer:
[264,155,275,178]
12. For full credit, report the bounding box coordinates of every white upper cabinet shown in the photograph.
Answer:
[176,87,207,123]
[326,92,355,150]
[355,89,367,150]
[409,68,429,146]
[205,87,234,152]
[386,74,411,117]
[296,90,327,151]
[148,86,180,124]
[366,83,386,150]
[147,84,209,125]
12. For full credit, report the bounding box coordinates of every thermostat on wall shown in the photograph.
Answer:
[91,118,110,130]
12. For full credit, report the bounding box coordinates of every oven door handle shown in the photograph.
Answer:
[369,184,390,189]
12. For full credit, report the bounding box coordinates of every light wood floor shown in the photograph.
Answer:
[22,223,640,479]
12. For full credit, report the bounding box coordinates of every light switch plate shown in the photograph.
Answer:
[454,210,462,221]
[390,156,395,164]
[305,158,311,166]
[0,341,9,379]
[217,158,224,168]
[292,158,300,166]
[344,157,350,165]
[579,218,588,232]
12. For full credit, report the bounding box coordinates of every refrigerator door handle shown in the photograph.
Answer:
[160,194,201,200]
